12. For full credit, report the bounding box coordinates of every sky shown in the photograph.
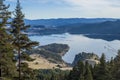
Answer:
[5,0,120,19]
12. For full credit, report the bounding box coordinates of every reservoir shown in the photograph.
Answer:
[30,33,120,63]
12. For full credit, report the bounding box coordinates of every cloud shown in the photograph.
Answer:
[7,0,64,4]
[6,0,120,18]
[62,0,120,17]
[6,0,12,1]
[6,0,120,8]
[63,0,120,9]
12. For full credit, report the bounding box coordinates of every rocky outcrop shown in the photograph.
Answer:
[72,52,99,66]
[83,59,100,67]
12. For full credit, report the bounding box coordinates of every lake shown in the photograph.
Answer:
[30,33,120,63]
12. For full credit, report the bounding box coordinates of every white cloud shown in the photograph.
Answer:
[6,0,12,1]
[61,0,120,18]
[6,0,120,8]
[62,0,120,9]
[6,0,120,18]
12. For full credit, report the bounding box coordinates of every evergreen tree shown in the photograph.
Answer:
[84,62,93,80]
[93,54,110,80]
[0,0,17,79]
[113,50,120,80]
[77,62,85,80]
[19,63,38,80]
[11,0,38,79]
[0,0,11,27]
[68,61,85,80]
[107,57,115,80]
[50,74,57,80]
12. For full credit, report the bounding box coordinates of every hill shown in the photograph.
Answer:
[60,20,120,34]
[72,52,99,66]
[23,54,72,70]
[27,43,69,63]
[25,43,70,70]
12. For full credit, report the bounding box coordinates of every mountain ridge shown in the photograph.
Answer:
[24,18,118,26]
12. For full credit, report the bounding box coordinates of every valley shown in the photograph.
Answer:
[2,0,120,79]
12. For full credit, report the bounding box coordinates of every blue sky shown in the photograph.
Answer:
[6,0,120,19]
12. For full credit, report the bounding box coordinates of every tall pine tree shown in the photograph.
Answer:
[84,62,93,80]
[0,0,10,78]
[11,0,38,80]
[113,50,120,80]
[93,54,110,80]
[68,61,85,80]
[0,0,17,79]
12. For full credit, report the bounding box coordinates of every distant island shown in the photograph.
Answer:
[25,43,71,70]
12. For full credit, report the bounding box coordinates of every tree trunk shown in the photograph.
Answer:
[0,54,2,78]
[18,48,21,80]
[0,63,1,77]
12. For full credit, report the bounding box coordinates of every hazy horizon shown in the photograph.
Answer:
[25,17,120,20]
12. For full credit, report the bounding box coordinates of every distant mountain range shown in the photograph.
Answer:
[25,18,120,41]
[25,18,118,27]
[59,20,120,34]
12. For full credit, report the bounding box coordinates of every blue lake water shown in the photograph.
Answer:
[30,33,120,63]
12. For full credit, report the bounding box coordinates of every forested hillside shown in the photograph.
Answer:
[27,43,69,64]
[27,20,120,41]
[24,18,116,26]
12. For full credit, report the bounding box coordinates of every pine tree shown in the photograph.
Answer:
[84,62,93,80]
[0,0,17,79]
[107,57,115,80]
[0,0,11,27]
[93,54,110,80]
[0,0,10,78]
[78,62,85,80]
[68,61,85,80]
[11,0,38,79]
[113,50,120,80]
[50,74,57,80]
